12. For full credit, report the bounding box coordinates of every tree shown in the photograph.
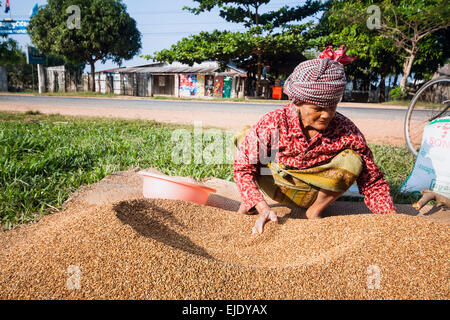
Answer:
[27,0,142,92]
[148,0,324,97]
[0,37,23,66]
[411,27,450,82]
[328,0,450,91]
[149,24,310,77]
[380,0,449,90]
[185,0,323,27]
[0,4,32,90]
[310,1,402,102]
[1,41,85,92]
[0,39,32,91]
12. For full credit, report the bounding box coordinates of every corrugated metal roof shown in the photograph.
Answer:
[96,61,246,76]
[216,71,247,77]
[99,67,125,73]
[124,61,220,73]
[227,64,246,74]
[96,62,164,74]
[131,65,217,73]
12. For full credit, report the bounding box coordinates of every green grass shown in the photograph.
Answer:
[0,111,418,230]
[0,111,234,229]
[366,144,418,203]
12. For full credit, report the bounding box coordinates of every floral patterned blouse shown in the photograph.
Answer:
[233,103,396,214]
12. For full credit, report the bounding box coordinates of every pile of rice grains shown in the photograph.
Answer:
[0,198,448,299]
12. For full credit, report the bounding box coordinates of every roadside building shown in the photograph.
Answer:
[93,66,124,94]
[45,66,66,92]
[94,61,247,98]
[433,63,450,79]
[30,65,84,93]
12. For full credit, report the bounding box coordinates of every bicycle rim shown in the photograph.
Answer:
[404,77,450,156]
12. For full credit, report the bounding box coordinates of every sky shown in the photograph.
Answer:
[3,0,307,72]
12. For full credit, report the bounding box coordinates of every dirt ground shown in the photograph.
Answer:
[0,101,407,146]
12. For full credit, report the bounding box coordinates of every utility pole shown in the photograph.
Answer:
[31,64,35,92]
[26,46,46,93]
[37,64,45,94]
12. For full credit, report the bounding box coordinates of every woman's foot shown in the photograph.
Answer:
[305,189,346,219]
[305,206,323,219]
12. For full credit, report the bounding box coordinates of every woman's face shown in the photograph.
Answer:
[296,102,337,131]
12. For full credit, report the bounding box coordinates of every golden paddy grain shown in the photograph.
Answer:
[0,198,448,299]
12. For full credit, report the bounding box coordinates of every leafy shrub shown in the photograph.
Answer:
[389,87,408,100]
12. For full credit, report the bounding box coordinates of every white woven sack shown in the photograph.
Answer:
[401,117,450,197]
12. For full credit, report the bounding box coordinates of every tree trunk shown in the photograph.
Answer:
[90,61,96,92]
[399,52,416,92]
[256,52,262,97]
[379,64,387,102]
[254,6,261,98]
[379,74,386,102]
[393,74,398,87]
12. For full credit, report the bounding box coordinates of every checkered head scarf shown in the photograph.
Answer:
[283,45,357,107]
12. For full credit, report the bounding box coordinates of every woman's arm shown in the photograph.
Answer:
[233,122,280,233]
[233,130,267,211]
[334,114,396,214]
[233,115,275,212]
[354,139,397,214]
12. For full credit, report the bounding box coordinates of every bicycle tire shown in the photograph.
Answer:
[404,77,450,156]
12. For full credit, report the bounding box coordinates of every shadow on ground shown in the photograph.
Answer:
[113,199,213,260]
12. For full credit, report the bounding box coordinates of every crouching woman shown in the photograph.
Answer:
[233,46,397,234]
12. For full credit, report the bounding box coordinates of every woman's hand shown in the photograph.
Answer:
[252,201,278,234]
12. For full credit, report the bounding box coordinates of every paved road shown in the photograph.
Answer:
[0,94,416,120]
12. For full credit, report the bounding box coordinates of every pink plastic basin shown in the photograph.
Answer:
[138,171,216,205]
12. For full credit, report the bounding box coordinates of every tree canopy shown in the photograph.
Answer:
[27,0,142,91]
[149,24,310,74]
[147,0,324,96]
[325,0,450,91]
[0,37,23,66]
[309,1,401,101]
[184,0,323,28]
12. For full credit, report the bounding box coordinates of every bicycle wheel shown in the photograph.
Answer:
[404,77,450,156]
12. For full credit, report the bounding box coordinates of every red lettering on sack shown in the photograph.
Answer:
[428,136,450,148]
